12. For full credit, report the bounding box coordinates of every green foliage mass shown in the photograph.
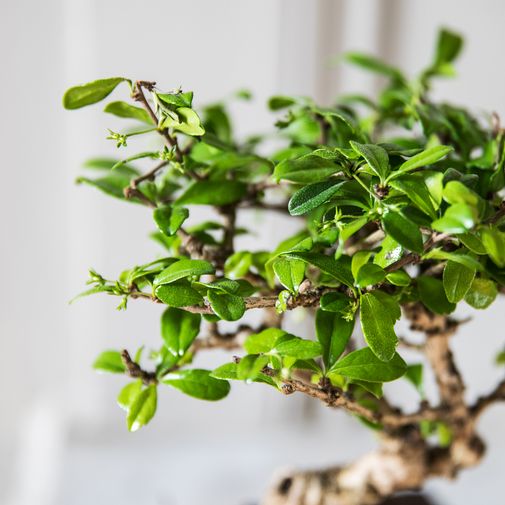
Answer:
[67,29,504,432]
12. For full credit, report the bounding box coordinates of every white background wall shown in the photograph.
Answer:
[1,1,505,504]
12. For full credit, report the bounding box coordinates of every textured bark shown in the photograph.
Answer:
[262,303,489,505]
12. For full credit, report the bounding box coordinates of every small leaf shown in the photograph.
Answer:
[176,181,247,206]
[344,53,405,81]
[404,364,424,395]
[273,155,341,183]
[237,354,269,381]
[155,282,204,307]
[320,292,353,313]
[93,350,126,374]
[245,328,286,354]
[464,278,498,309]
[127,385,157,432]
[443,181,479,207]
[288,180,345,216]
[392,145,452,178]
[382,211,423,253]
[63,77,127,109]
[210,363,276,387]
[268,96,296,110]
[386,270,411,286]
[154,259,214,286]
[283,252,354,287]
[273,257,305,293]
[104,101,152,124]
[328,348,406,383]
[481,226,505,268]
[161,307,201,356]
[224,251,253,279]
[417,276,456,314]
[360,292,399,362]
[432,203,476,234]
[355,263,386,288]
[350,141,389,182]
[316,309,354,368]
[443,261,475,303]
[207,290,245,321]
[163,369,230,401]
[117,381,142,411]
[274,336,322,360]
[153,206,189,236]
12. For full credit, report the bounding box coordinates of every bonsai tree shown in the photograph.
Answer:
[63,29,505,505]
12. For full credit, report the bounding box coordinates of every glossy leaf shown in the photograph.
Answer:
[328,348,407,383]
[161,307,201,356]
[153,206,189,236]
[382,211,423,253]
[464,278,498,309]
[104,101,152,124]
[207,290,245,321]
[176,181,247,206]
[391,145,452,178]
[350,141,389,182]
[316,309,354,368]
[273,257,305,293]
[288,180,345,216]
[155,282,204,307]
[360,292,399,362]
[93,350,125,374]
[417,276,456,314]
[273,155,340,183]
[163,369,230,401]
[127,385,157,432]
[481,226,505,268]
[154,259,214,286]
[63,77,127,109]
[443,261,475,303]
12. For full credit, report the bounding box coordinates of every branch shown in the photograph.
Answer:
[471,378,505,418]
[121,349,158,385]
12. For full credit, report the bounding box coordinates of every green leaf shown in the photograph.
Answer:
[443,181,479,207]
[389,176,437,219]
[156,91,194,108]
[162,107,205,136]
[404,364,424,395]
[245,328,286,354]
[154,259,214,286]
[464,278,498,309]
[104,101,152,124]
[417,276,456,314]
[127,385,157,432]
[207,290,245,321]
[273,155,341,183]
[391,145,452,179]
[273,257,305,293]
[481,226,505,268]
[320,292,353,313]
[458,232,486,255]
[117,381,142,411]
[93,350,125,374]
[443,261,475,303]
[316,309,354,369]
[382,211,423,253]
[432,203,476,234]
[224,251,253,279]
[328,348,406,383]
[237,354,269,381]
[350,141,389,182]
[386,270,411,286]
[355,263,386,288]
[163,369,230,401]
[360,292,399,362]
[176,181,247,206]
[76,172,132,200]
[63,77,127,109]
[268,96,296,110]
[288,180,345,216]
[153,206,189,236]
[274,336,322,360]
[210,362,276,387]
[283,252,354,287]
[344,52,405,81]
[161,307,201,356]
[155,282,204,307]
[434,28,464,68]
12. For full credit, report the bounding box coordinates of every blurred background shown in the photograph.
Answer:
[2,1,505,504]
